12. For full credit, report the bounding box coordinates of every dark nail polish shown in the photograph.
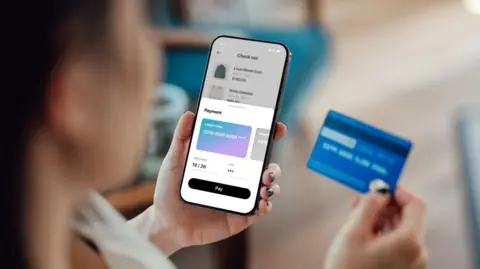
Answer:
[375,188,390,195]
[269,172,275,183]
[267,188,274,197]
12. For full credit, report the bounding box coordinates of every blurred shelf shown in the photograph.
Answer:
[105,181,156,213]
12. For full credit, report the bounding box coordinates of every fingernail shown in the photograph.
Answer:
[269,172,275,183]
[267,188,274,197]
[375,188,390,195]
[267,201,271,207]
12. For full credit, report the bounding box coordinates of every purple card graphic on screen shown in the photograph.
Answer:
[197,119,252,158]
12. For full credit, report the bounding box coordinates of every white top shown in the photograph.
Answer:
[73,192,176,269]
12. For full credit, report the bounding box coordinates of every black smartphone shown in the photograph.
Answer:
[179,35,291,215]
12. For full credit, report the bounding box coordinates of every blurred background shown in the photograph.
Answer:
[105,0,480,268]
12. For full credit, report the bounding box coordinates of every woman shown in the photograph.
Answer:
[0,0,427,268]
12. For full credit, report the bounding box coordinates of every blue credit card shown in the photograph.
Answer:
[307,110,413,193]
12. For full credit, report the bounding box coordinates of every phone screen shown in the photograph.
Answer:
[180,36,289,215]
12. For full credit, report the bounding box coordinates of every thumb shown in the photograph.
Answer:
[171,112,195,148]
[165,111,195,163]
[349,193,390,230]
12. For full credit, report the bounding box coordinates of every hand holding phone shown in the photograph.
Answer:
[179,36,290,215]
[152,112,287,252]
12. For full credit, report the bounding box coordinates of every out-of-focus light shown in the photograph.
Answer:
[465,0,480,15]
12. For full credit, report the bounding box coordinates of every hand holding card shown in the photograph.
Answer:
[307,110,413,193]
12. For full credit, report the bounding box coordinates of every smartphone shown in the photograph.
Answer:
[179,36,291,215]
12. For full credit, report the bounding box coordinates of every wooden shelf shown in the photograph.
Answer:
[105,181,156,212]
[154,29,212,48]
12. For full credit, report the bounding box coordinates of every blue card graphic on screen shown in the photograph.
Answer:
[307,110,413,193]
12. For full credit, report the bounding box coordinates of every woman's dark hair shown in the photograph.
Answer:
[0,1,108,268]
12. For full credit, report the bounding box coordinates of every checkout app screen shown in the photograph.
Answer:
[180,36,288,214]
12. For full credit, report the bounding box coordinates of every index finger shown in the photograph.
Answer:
[273,122,287,141]
[395,187,426,233]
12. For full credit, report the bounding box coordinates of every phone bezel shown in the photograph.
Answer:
[178,35,291,216]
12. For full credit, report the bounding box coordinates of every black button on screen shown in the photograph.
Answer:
[188,178,251,199]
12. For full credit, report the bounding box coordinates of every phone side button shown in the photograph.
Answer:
[188,178,251,199]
